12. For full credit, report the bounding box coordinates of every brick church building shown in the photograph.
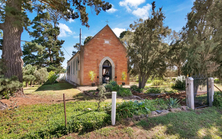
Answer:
[66,25,129,86]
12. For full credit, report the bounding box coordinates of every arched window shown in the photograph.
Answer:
[103,60,111,67]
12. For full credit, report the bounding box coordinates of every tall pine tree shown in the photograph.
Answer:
[23,11,65,72]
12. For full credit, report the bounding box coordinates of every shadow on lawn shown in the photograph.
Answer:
[36,82,75,91]
[136,107,222,138]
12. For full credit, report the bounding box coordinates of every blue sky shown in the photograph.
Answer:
[1,0,194,69]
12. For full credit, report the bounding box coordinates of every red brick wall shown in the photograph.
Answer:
[82,25,129,85]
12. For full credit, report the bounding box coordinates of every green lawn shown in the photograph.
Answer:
[24,82,81,100]
[64,107,222,139]
[1,82,222,138]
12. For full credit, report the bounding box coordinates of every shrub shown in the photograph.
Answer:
[110,80,117,86]
[23,64,36,87]
[46,71,59,84]
[34,68,48,84]
[118,87,132,97]
[104,84,112,91]
[214,78,220,84]
[152,80,164,86]
[167,98,180,108]
[213,91,222,107]
[146,79,152,83]
[145,87,165,94]
[0,76,22,99]
[172,80,185,90]
[130,85,142,93]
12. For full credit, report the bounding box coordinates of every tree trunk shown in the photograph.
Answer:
[139,74,148,89]
[177,65,181,76]
[2,0,23,83]
[26,82,28,87]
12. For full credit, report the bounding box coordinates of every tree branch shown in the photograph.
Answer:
[0,23,4,30]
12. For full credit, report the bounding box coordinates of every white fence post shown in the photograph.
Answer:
[111,91,117,126]
[208,77,214,107]
[186,77,194,110]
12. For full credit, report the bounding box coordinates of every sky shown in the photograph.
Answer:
[0,0,195,69]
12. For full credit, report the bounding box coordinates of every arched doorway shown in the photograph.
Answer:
[99,57,115,84]
[102,60,112,83]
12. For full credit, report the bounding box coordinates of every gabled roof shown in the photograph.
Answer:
[67,25,126,63]
[84,24,127,50]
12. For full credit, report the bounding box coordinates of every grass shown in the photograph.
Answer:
[63,107,222,139]
[24,82,81,100]
[0,101,110,138]
[136,107,222,138]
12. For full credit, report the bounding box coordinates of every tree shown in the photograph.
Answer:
[183,0,220,77]
[0,0,112,84]
[34,68,48,84]
[167,31,187,76]
[23,64,36,87]
[126,2,171,88]
[23,11,65,72]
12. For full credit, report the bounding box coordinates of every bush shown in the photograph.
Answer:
[34,68,48,84]
[0,76,22,99]
[214,78,220,84]
[23,64,36,87]
[118,87,132,97]
[167,98,180,108]
[130,85,142,93]
[104,84,112,91]
[110,80,117,86]
[147,79,152,83]
[172,76,186,90]
[152,80,164,86]
[106,99,168,120]
[145,87,165,94]
[46,71,59,84]
[213,91,222,107]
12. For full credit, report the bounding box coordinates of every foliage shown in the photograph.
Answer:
[167,98,180,108]
[0,76,22,99]
[213,91,222,107]
[172,76,186,90]
[104,84,112,92]
[110,81,117,86]
[145,87,164,94]
[23,64,36,87]
[118,87,132,97]
[0,60,22,98]
[97,85,110,111]
[152,80,164,86]
[104,81,132,97]
[0,102,110,138]
[130,85,142,93]
[34,68,49,84]
[23,12,65,72]
[124,2,171,88]
[106,99,168,120]
[214,79,221,84]
[121,72,127,81]
[182,0,222,77]
[0,0,112,84]
[89,71,96,82]
[46,71,58,84]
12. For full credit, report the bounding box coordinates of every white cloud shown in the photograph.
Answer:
[132,3,152,19]
[58,23,73,37]
[112,28,126,37]
[107,4,117,13]
[119,0,145,12]
[68,19,75,23]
